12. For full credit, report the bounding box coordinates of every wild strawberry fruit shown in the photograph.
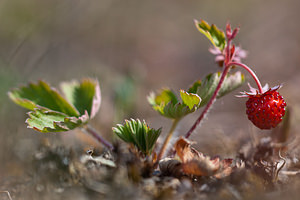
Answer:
[239,84,287,129]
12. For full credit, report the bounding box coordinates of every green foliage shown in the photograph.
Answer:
[180,90,202,110]
[8,80,79,117]
[112,119,161,155]
[148,89,201,119]
[189,71,245,107]
[26,109,87,133]
[148,71,244,119]
[60,78,101,119]
[8,78,100,133]
[194,19,226,50]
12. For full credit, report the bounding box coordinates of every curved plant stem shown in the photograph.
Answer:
[185,66,231,139]
[157,119,180,161]
[183,24,263,140]
[82,125,114,150]
[228,62,263,93]
[184,61,263,139]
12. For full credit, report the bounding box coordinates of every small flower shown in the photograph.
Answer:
[209,45,247,67]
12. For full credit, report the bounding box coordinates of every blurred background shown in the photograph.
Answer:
[0,0,300,189]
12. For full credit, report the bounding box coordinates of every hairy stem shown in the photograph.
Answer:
[184,27,262,139]
[157,119,180,161]
[228,62,263,93]
[184,60,263,139]
[185,65,231,139]
[225,40,232,64]
[82,125,114,150]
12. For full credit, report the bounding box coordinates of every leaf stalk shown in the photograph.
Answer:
[157,118,180,161]
[82,125,114,150]
[185,65,230,139]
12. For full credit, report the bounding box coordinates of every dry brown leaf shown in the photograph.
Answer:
[174,137,235,177]
[175,137,204,163]
[182,157,220,176]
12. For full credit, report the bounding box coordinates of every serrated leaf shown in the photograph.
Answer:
[113,119,161,155]
[60,78,101,119]
[189,71,245,107]
[195,19,226,50]
[26,109,87,133]
[8,80,79,117]
[180,90,201,110]
[148,89,201,119]
[8,78,101,134]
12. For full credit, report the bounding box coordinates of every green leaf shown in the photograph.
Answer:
[194,73,221,107]
[147,89,175,116]
[180,90,201,110]
[159,102,191,119]
[8,80,79,117]
[112,119,161,155]
[195,19,226,50]
[148,88,178,106]
[60,78,101,118]
[26,109,87,133]
[189,71,245,107]
[8,78,101,133]
[148,89,201,119]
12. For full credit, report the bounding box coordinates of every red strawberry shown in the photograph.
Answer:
[239,84,286,129]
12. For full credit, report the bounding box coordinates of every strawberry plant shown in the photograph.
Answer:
[7,19,291,199]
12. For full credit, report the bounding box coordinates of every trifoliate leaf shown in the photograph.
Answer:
[194,19,226,50]
[8,78,101,133]
[112,119,161,155]
[8,80,79,117]
[148,89,201,119]
[189,71,245,107]
[60,78,101,119]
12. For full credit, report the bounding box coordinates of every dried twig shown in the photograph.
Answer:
[280,170,300,176]
[274,150,286,182]
[0,191,12,200]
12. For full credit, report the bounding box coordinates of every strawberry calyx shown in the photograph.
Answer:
[237,83,281,98]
